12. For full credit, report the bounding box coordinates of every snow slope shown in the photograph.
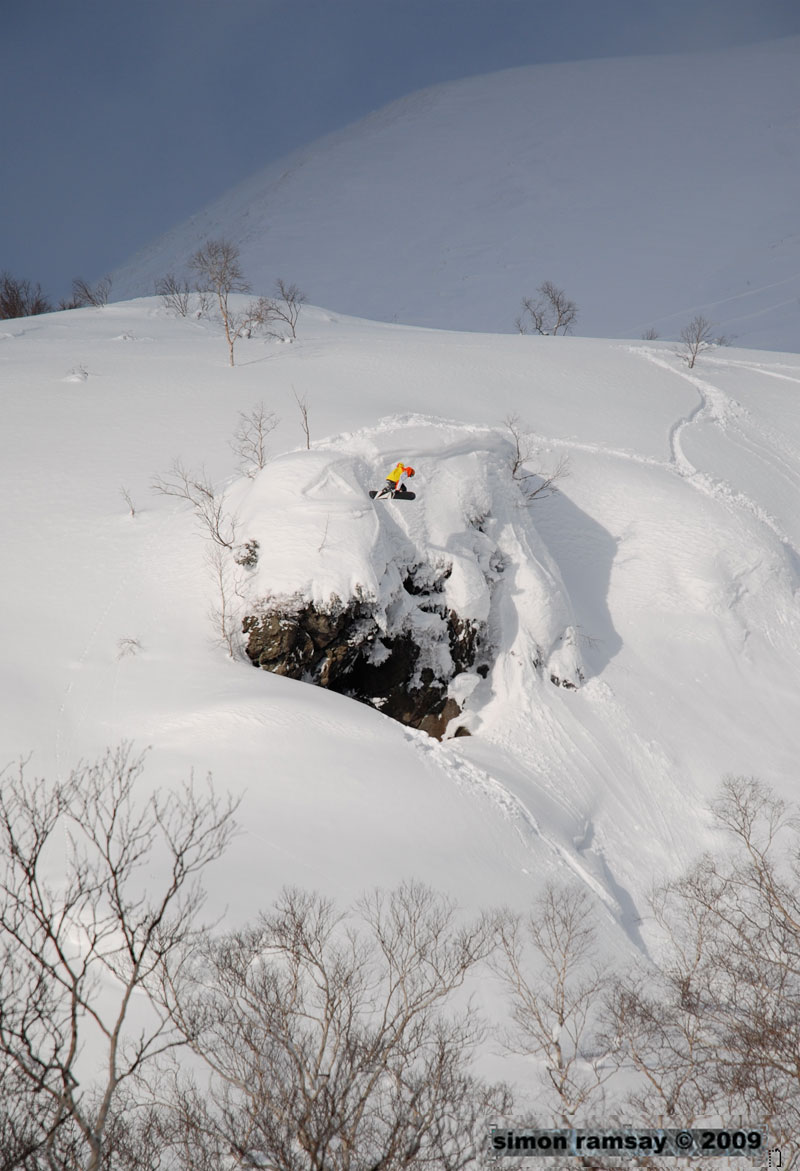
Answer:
[111,38,800,351]
[2,300,799,965]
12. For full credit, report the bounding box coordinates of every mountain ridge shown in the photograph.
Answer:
[112,37,800,350]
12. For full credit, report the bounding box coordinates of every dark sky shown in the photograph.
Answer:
[3,0,799,303]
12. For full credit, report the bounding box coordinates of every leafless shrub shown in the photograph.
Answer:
[492,884,621,1125]
[207,543,245,659]
[504,414,570,501]
[515,281,578,336]
[116,636,143,659]
[160,881,511,1171]
[273,277,307,337]
[64,275,112,309]
[0,745,237,1171]
[152,459,237,548]
[0,272,52,319]
[255,277,308,340]
[294,387,311,449]
[230,402,280,477]
[610,777,800,1160]
[120,485,136,517]
[194,283,213,317]
[679,314,714,368]
[641,326,660,340]
[156,273,192,317]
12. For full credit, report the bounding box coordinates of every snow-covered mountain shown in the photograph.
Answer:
[112,38,800,351]
[2,298,799,951]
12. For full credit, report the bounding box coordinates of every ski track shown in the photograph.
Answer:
[638,350,800,559]
[527,348,800,565]
[637,268,800,332]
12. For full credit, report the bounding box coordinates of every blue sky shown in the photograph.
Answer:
[2,0,799,303]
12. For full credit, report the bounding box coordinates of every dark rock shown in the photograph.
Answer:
[243,569,484,740]
[303,608,349,648]
[418,696,461,739]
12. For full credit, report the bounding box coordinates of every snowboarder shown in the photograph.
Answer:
[375,462,415,499]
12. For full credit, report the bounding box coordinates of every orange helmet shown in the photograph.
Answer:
[405,466,415,477]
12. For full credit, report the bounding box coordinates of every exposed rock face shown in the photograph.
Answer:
[243,566,484,739]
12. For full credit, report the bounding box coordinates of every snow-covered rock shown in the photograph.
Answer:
[231,419,584,737]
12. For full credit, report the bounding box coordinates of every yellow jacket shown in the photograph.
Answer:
[386,462,407,484]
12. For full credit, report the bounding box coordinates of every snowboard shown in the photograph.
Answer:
[370,490,416,500]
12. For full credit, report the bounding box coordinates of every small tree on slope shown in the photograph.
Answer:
[189,238,265,366]
[679,314,714,368]
[159,882,512,1170]
[0,745,237,1170]
[608,777,800,1162]
[515,281,578,336]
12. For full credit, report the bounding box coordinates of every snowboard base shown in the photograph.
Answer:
[370,490,416,500]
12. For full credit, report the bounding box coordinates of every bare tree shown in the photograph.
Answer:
[679,314,714,368]
[258,278,308,339]
[492,884,620,1125]
[207,543,245,659]
[0,745,237,1171]
[641,326,660,340]
[504,414,570,502]
[230,402,280,477]
[152,459,237,549]
[273,277,307,338]
[64,275,113,309]
[188,239,269,366]
[604,940,718,1126]
[294,388,311,449]
[160,882,511,1170]
[156,273,192,318]
[120,485,136,517]
[0,273,52,319]
[515,281,578,336]
[609,778,800,1164]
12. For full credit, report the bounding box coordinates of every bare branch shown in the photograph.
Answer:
[504,414,570,502]
[188,239,252,365]
[162,881,510,1169]
[65,275,112,309]
[516,281,577,336]
[120,485,136,518]
[230,402,280,477]
[679,314,714,369]
[152,459,237,549]
[156,273,191,318]
[0,272,52,319]
[491,884,620,1125]
[0,745,237,1170]
[293,388,311,450]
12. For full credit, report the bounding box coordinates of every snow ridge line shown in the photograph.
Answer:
[415,735,619,913]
